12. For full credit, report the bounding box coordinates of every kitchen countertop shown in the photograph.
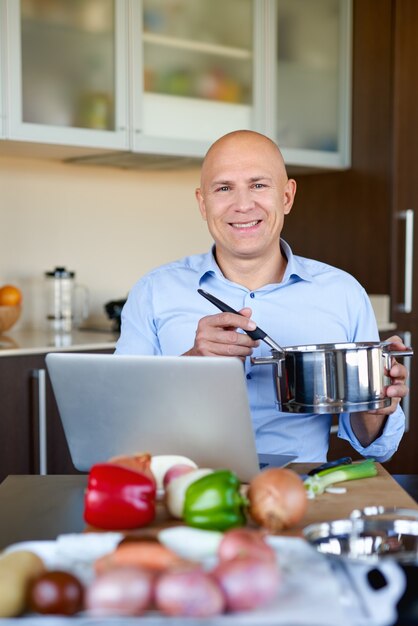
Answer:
[0,319,397,356]
[0,328,118,356]
[0,295,397,357]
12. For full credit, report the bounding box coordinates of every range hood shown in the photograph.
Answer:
[65,151,202,171]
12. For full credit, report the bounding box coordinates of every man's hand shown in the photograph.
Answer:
[351,335,410,446]
[183,308,259,357]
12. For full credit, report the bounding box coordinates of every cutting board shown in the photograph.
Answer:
[287,462,418,536]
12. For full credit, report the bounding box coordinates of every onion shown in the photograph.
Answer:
[212,556,280,611]
[163,464,196,489]
[151,456,197,490]
[85,566,153,616]
[247,468,308,532]
[218,528,276,563]
[154,566,225,617]
[165,468,213,518]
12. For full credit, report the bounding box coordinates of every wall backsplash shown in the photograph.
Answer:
[0,156,211,330]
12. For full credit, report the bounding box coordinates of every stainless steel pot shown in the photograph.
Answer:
[252,342,413,414]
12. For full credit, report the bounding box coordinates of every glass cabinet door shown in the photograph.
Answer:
[274,0,351,168]
[7,0,128,149]
[132,0,255,156]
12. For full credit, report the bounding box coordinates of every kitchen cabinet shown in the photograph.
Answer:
[130,0,256,157]
[267,0,352,169]
[2,0,352,167]
[132,0,351,165]
[0,348,112,484]
[385,0,418,476]
[292,0,416,474]
[5,0,129,149]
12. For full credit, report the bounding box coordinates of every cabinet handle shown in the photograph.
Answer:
[33,368,47,475]
[397,209,414,313]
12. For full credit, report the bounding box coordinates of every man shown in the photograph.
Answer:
[115,130,408,462]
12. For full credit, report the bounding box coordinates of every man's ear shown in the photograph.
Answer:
[195,187,207,221]
[283,178,297,215]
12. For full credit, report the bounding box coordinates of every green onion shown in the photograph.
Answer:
[304,459,377,497]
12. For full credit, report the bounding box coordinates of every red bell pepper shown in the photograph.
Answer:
[84,463,156,530]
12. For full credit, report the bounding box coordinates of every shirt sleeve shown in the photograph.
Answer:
[337,285,406,461]
[114,277,161,355]
[337,404,405,462]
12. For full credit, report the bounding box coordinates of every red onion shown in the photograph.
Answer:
[212,556,280,611]
[85,566,153,616]
[218,528,276,562]
[154,567,225,617]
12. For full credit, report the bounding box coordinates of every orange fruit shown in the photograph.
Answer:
[0,284,23,306]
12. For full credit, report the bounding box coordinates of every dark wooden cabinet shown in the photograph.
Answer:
[0,349,112,484]
[385,0,418,475]
[284,0,418,472]
[0,355,38,481]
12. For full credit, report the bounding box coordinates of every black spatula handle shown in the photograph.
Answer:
[197,288,268,341]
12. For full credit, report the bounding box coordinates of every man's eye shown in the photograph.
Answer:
[253,183,266,189]
[217,186,230,192]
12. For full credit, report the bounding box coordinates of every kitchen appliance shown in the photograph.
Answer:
[104,298,126,332]
[198,289,413,414]
[45,267,89,334]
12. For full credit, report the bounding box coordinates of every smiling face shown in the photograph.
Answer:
[196,131,296,275]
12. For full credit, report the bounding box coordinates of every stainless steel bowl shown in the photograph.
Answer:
[304,507,418,563]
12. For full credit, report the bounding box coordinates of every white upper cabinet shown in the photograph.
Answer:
[6,0,129,149]
[130,0,257,157]
[1,0,352,167]
[267,0,352,168]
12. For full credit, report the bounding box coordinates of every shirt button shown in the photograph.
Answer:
[250,292,255,298]
[246,373,252,380]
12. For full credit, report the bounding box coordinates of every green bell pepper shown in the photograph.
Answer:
[183,469,248,531]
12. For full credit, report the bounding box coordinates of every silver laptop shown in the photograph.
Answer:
[46,353,296,482]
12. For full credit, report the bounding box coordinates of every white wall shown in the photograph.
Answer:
[0,156,212,329]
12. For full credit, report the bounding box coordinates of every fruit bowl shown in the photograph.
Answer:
[0,305,22,333]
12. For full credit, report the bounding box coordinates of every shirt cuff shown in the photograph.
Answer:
[337,405,406,462]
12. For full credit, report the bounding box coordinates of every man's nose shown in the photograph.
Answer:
[234,187,255,211]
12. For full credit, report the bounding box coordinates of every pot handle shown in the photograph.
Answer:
[251,354,286,376]
[382,347,414,358]
[251,356,277,364]
[381,346,413,375]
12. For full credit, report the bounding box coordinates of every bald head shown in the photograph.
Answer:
[200,130,288,190]
[194,130,296,282]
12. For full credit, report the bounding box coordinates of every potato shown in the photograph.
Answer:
[0,550,45,617]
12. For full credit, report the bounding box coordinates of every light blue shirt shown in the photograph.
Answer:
[115,240,405,462]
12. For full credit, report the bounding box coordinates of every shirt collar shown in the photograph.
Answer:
[280,239,313,283]
[198,245,223,281]
[198,240,313,285]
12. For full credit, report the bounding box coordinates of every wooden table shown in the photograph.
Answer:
[0,464,417,550]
